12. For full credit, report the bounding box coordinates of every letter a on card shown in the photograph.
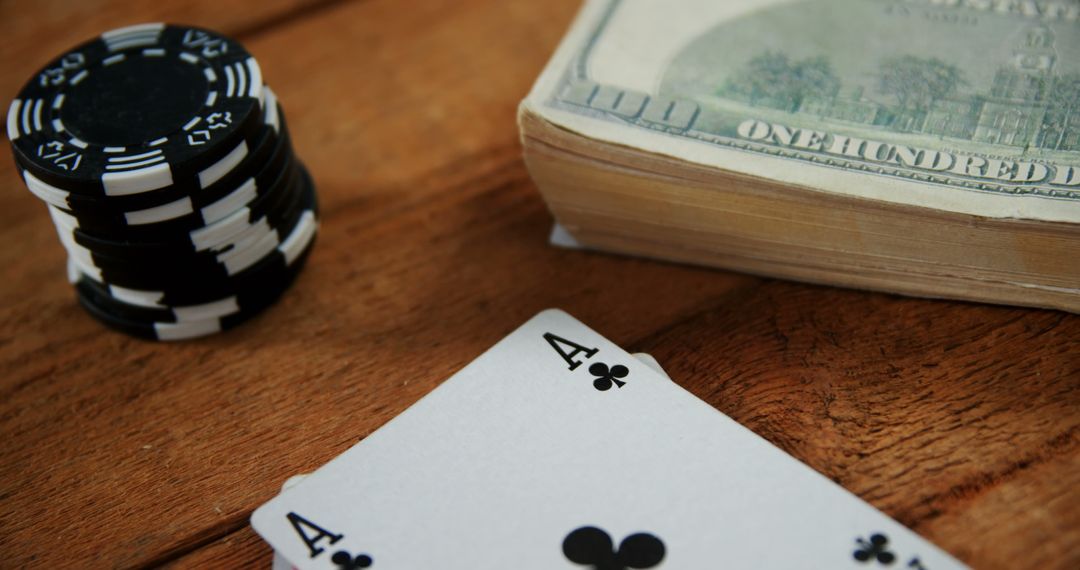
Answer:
[543,332,597,371]
[287,512,343,558]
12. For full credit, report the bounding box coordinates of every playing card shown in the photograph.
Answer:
[253,309,964,569]
[629,352,668,381]
[268,351,672,570]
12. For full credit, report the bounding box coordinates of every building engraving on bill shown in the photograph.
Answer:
[779,25,1080,151]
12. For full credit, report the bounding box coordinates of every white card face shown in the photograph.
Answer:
[268,352,673,570]
[252,309,964,569]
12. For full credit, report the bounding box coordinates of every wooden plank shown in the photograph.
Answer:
[0,0,1077,568]
[0,0,339,105]
[163,526,273,569]
[919,448,1079,568]
[645,283,1080,569]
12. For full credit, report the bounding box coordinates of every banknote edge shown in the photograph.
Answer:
[521,0,1080,224]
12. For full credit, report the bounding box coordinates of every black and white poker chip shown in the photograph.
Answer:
[9,24,266,197]
[50,119,297,256]
[66,164,317,293]
[73,248,311,341]
[23,92,286,225]
[49,124,298,244]
[71,230,315,341]
[7,23,318,340]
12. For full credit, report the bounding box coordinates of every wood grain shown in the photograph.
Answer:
[647,284,1079,568]
[0,0,1077,568]
[0,0,340,104]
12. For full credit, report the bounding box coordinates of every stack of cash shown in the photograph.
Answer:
[520,0,1080,312]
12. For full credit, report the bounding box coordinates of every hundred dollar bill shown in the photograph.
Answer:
[522,0,1080,223]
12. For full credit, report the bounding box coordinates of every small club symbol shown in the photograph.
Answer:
[563,526,665,570]
[331,550,373,569]
[589,362,629,391]
[853,533,895,565]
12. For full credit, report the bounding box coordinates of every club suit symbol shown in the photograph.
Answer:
[853,533,895,565]
[331,550,373,569]
[588,362,629,391]
[563,526,665,569]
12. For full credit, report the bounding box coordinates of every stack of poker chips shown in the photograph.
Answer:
[6,23,318,341]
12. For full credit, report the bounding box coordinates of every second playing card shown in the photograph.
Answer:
[253,309,963,569]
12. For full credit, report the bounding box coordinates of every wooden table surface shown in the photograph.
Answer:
[1,1,1077,568]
